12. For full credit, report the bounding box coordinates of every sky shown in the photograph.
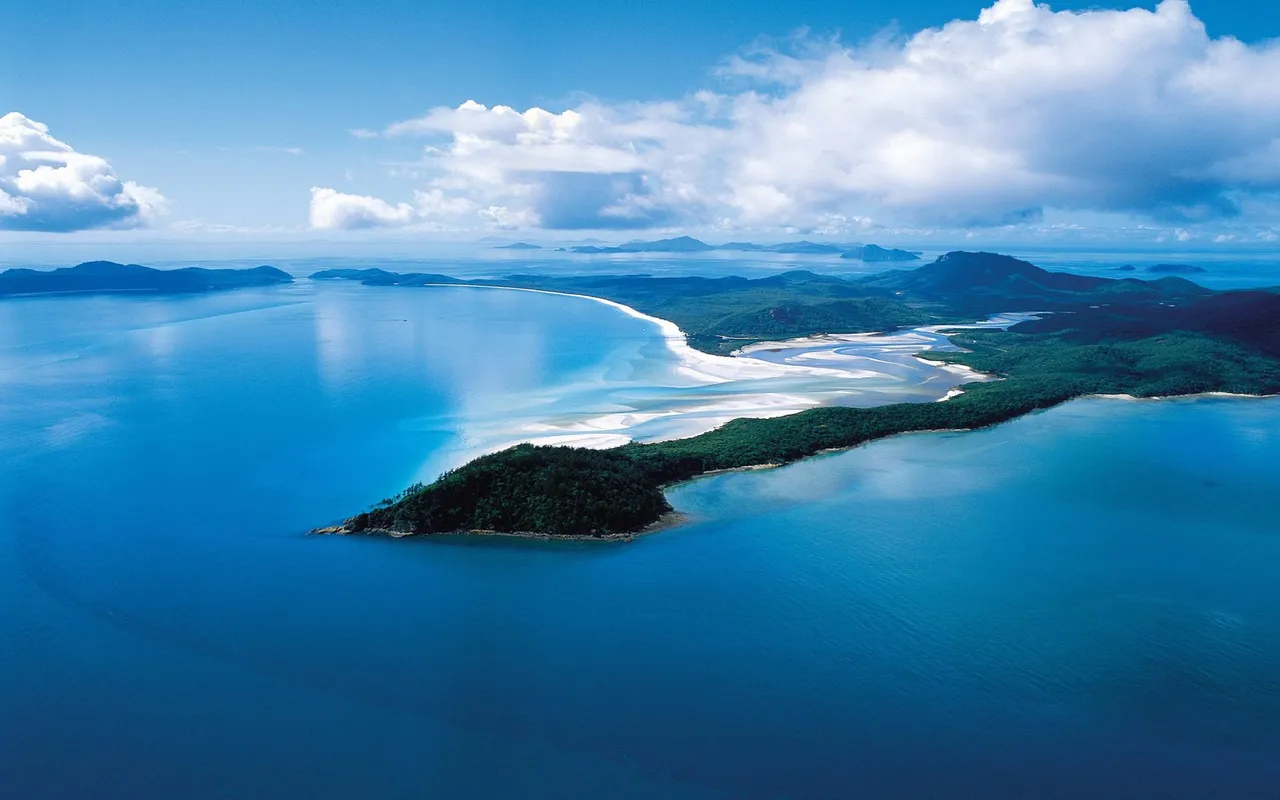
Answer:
[3,0,1280,251]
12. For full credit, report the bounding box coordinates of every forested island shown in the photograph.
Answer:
[313,252,1280,540]
[0,261,293,296]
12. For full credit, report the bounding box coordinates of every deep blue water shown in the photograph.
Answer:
[3,275,1280,798]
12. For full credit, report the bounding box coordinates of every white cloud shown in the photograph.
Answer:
[317,0,1280,234]
[0,112,167,232]
[309,187,415,229]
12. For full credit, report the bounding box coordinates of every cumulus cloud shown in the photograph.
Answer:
[309,187,416,229]
[0,112,167,232]
[316,0,1280,233]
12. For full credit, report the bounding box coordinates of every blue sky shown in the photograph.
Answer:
[3,0,1280,248]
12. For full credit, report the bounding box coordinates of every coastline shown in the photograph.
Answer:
[415,283,860,385]
[315,286,1047,541]
[406,282,1003,455]
[390,282,1006,478]
[323,283,1280,543]
[336,381,1280,543]
[1092,391,1280,402]
[313,511,690,542]
[313,415,1009,542]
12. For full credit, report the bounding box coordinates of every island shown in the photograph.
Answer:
[0,261,293,296]
[493,242,543,250]
[562,236,919,257]
[312,252,1280,540]
[840,244,921,262]
[715,241,853,254]
[742,241,844,255]
[570,236,715,254]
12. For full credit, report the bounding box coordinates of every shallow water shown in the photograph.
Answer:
[2,277,1280,797]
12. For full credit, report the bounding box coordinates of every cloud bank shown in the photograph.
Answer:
[314,0,1280,234]
[0,112,167,232]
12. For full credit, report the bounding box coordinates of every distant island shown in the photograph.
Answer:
[0,261,293,297]
[564,235,920,260]
[1112,263,1207,275]
[841,244,921,262]
[570,236,715,254]
[314,252,1280,540]
[720,241,845,255]
[493,242,543,250]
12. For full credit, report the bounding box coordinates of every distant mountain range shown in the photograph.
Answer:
[312,250,1246,353]
[563,235,920,261]
[0,261,293,297]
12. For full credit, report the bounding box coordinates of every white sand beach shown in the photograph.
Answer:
[423,283,859,384]
[413,285,1027,478]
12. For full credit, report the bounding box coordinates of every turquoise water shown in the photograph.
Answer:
[2,278,1280,797]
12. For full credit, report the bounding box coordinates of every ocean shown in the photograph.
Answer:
[2,254,1279,797]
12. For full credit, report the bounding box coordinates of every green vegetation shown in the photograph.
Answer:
[350,447,671,537]
[312,251,1216,355]
[347,329,1280,538]
[512,271,906,354]
[687,297,932,350]
[317,252,1280,539]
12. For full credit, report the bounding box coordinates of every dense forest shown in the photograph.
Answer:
[319,252,1280,539]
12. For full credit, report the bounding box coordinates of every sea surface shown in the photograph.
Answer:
[2,255,1280,797]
